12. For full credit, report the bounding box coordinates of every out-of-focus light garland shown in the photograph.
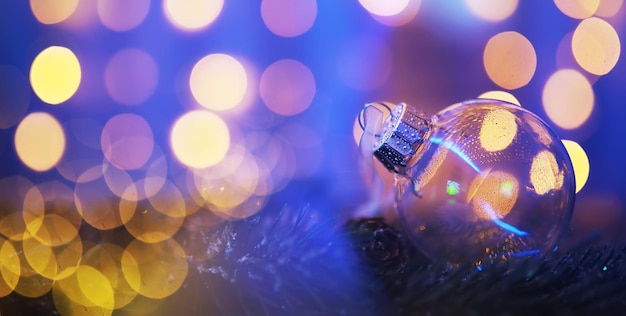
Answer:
[0,0,623,314]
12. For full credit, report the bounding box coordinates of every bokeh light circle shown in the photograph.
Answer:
[163,0,223,31]
[82,243,138,309]
[562,140,590,193]
[15,112,65,172]
[190,54,248,111]
[542,69,594,130]
[260,59,316,116]
[105,48,159,106]
[170,110,230,169]
[0,240,20,296]
[30,0,78,24]
[572,17,621,75]
[595,0,624,17]
[121,239,188,299]
[30,46,81,105]
[478,91,521,106]
[97,0,150,32]
[465,0,518,22]
[23,230,82,281]
[359,0,409,16]
[74,165,133,230]
[0,176,43,242]
[101,113,154,170]
[0,65,30,129]
[261,0,317,37]
[554,0,599,19]
[483,31,536,90]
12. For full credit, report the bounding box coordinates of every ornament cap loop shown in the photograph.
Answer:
[372,102,430,173]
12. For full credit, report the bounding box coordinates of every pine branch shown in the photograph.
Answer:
[2,204,625,315]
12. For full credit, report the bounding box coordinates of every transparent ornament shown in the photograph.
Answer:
[360,99,575,264]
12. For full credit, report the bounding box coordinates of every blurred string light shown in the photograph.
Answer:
[0,65,30,129]
[554,0,600,19]
[30,46,81,105]
[260,59,316,116]
[571,17,621,76]
[163,0,223,31]
[562,140,590,193]
[97,0,150,32]
[261,0,317,37]
[542,69,594,130]
[464,0,518,22]
[105,49,159,106]
[478,91,521,106]
[29,0,78,24]
[189,54,248,111]
[14,112,66,172]
[483,31,537,90]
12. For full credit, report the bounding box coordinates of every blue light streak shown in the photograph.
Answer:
[429,136,480,172]
[479,201,528,236]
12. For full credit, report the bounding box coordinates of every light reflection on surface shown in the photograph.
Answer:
[479,109,518,152]
[530,150,563,195]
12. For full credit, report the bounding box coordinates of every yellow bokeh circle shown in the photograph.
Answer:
[30,46,81,105]
[170,110,230,169]
[483,31,537,90]
[572,17,621,75]
[562,140,590,193]
[15,112,66,172]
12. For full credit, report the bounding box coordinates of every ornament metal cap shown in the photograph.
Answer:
[371,102,430,173]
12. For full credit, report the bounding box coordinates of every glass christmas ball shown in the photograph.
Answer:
[370,99,575,264]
